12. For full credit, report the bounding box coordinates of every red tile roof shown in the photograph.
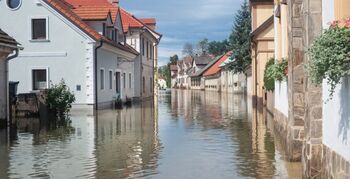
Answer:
[203,52,232,77]
[44,0,138,55]
[120,8,144,33]
[140,18,156,25]
[65,0,118,21]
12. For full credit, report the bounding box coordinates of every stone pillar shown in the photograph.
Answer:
[301,0,324,178]
[287,0,305,162]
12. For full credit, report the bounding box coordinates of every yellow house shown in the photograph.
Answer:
[250,0,274,111]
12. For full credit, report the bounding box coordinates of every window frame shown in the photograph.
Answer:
[30,67,49,91]
[29,16,49,42]
[109,70,113,90]
[7,0,22,10]
[129,73,132,89]
[123,72,126,89]
[100,68,105,90]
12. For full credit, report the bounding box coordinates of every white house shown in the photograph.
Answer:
[170,64,177,88]
[190,54,215,90]
[122,10,162,101]
[0,0,141,110]
[157,77,167,90]
[175,56,193,89]
[0,29,21,128]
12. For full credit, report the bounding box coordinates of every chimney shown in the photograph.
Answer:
[108,0,119,5]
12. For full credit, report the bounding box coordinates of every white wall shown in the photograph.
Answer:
[0,58,6,120]
[0,0,94,105]
[323,78,350,161]
[322,0,350,161]
[97,47,134,104]
[275,81,288,116]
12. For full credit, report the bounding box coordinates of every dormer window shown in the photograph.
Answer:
[31,18,48,41]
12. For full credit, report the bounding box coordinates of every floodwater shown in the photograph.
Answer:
[0,90,302,179]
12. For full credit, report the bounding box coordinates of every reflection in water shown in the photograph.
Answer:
[0,90,301,179]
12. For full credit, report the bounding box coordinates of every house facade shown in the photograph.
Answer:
[189,54,214,90]
[269,0,350,177]
[203,52,232,92]
[250,0,275,111]
[121,10,161,101]
[170,64,177,88]
[176,56,193,89]
[220,59,246,94]
[0,0,161,110]
[0,29,20,128]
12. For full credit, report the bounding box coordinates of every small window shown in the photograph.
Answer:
[141,38,145,56]
[129,73,132,89]
[100,69,105,90]
[146,41,149,59]
[123,73,126,89]
[143,77,145,93]
[7,0,21,9]
[76,85,81,91]
[109,70,113,90]
[32,19,47,40]
[32,69,47,90]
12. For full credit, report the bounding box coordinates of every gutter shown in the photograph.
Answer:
[6,49,19,127]
[94,41,103,114]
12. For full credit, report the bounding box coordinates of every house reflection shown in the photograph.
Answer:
[169,89,288,178]
[95,101,161,178]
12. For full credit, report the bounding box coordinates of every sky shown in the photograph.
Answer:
[120,0,244,66]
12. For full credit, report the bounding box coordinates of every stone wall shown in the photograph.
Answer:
[322,145,350,178]
[300,0,324,178]
[286,0,306,162]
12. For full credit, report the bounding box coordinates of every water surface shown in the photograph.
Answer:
[0,90,302,178]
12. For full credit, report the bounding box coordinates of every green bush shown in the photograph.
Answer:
[264,58,288,91]
[46,80,75,119]
[264,58,276,91]
[308,21,350,98]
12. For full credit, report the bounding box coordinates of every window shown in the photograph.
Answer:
[109,70,113,90]
[129,73,132,89]
[102,23,106,36]
[32,69,47,90]
[141,38,145,56]
[146,41,149,59]
[123,73,126,88]
[150,44,153,60]
[32,19,47,40]
[7,0,21,9]
[143,77,145,93]
[100,69,105,90]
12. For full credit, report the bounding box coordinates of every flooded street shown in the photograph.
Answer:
[0,90,301,179]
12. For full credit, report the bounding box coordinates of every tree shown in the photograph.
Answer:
[208,39,230,56]
[182,43,194,56]
[228,0,251,74]
[197,38,209,54]
[169,54,179,65]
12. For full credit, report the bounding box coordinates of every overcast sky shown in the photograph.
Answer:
[120,0,244,66]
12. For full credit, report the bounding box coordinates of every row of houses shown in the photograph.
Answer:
[170,52,246,94]
[0,0,162,114]
[249,0,350,178]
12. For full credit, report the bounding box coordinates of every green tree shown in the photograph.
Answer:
[208,39,230,56]
[170,54,179,64]
[228,0,252,74]
[197,38,209,54]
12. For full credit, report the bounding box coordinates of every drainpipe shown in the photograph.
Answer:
[6,49,19,127]
[94,41,103,114]
[251,40,258,110]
